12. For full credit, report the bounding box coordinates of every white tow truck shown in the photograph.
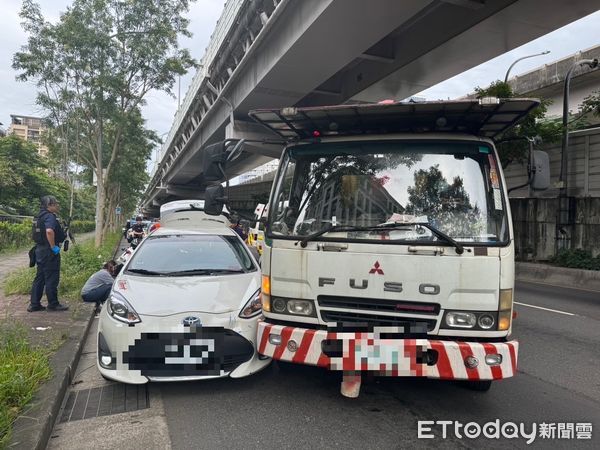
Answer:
[203,98,549,397]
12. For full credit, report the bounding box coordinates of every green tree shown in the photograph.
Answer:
[580,90,600,117]
[101,108,155,233]
[14,0,196,246]
[474,80,563,166]
[0,135,72,215]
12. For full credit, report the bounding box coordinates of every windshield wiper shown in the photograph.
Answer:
[126,268,166,276]
[297,225,369,248]
[206,269,245,274]
[374,222,464,254]
[163,269,245,276]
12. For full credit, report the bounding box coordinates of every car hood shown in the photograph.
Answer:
[113,272,260,316]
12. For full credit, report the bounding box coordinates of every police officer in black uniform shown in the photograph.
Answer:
[29,195,69,312]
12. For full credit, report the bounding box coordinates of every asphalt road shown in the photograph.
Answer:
[51,280,599,449]
[157,280,600,449]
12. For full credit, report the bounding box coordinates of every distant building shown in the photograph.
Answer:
[8,115,49,156]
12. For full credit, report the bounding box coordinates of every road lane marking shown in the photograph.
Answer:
[514,301,576,316]
[516,279,600,294]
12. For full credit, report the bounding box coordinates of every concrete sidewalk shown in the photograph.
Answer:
[516,261,600,292]
[0,232,105,450]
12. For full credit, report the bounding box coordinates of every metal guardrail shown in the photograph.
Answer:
[155,0,246,171]
[145,0,286,207]
[0,215,34,224]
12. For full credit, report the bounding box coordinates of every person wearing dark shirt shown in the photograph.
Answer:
[29,195,69,312]
[81,260,119,306]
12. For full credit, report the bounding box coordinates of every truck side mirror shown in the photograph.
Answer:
[204,185,226,216]
[530,150,550,190]
[201,142,228,182]
[201,139,245,183]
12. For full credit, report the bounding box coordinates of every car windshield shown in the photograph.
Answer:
[268,141,508,244]
[126,234,256,275]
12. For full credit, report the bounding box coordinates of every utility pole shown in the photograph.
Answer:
[556,57,599,252]
[504,51,550,83]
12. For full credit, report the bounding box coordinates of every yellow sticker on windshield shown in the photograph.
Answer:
[488,155,500,189]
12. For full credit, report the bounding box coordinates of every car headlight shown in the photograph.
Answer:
[107,291,141,324]
[239,289,262,318]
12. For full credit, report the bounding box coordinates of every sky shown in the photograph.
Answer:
[0,1,599,167]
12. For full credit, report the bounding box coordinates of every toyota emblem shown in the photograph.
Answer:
[182,316,201,326]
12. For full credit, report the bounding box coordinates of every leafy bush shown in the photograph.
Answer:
[69,220,95,234]
[0,221,31,253]
[551,249,600,271]
[0,321,51,448]
[0,219,95,254]
[4,232,120,301]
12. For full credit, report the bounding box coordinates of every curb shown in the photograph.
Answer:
[9,304,96,450]
[9,235,124,450]
[516,262,600,292]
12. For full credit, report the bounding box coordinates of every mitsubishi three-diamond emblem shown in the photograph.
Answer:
[369,261,384,275]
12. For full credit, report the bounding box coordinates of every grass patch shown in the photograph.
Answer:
[0,321,52,448]
[3,232,120,302]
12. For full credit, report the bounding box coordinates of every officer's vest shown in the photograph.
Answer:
[32,211,65,245]
[32,211,49,244]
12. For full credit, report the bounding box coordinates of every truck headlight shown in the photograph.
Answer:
[478,313,495,330]
[239,289,262,318]
[272,298,287,313]
[287,300,314,316]
[443,311,499,330]
[268,297,317,317]
[445,311,476,328]
[107,292,141,324]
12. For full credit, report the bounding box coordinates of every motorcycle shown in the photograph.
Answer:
[118,233,145,265]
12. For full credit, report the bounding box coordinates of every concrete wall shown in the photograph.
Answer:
[504,127,600,198]
[506,126,600,260]
[510,197,600,261]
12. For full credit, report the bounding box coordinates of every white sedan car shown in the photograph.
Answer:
[97,225,270,383]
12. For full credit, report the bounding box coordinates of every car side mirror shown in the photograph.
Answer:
[205,185,227,216]
[530,150,550,190]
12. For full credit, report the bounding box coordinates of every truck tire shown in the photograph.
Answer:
[465,380,492,392]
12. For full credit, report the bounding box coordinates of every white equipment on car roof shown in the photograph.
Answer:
[160,199,231,229]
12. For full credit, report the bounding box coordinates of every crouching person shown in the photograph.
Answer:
[81,260,119,307]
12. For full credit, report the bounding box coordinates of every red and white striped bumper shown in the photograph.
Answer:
[257,322,518,380]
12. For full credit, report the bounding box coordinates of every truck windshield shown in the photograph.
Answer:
[268,141,509,244]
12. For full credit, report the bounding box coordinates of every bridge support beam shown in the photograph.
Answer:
[225,120,284,158]
[165,184,205,199]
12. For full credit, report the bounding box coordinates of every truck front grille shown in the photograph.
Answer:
[320,310,436,332]
[317,295,440,315]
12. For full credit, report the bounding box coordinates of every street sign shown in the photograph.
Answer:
[115,207,122,215]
